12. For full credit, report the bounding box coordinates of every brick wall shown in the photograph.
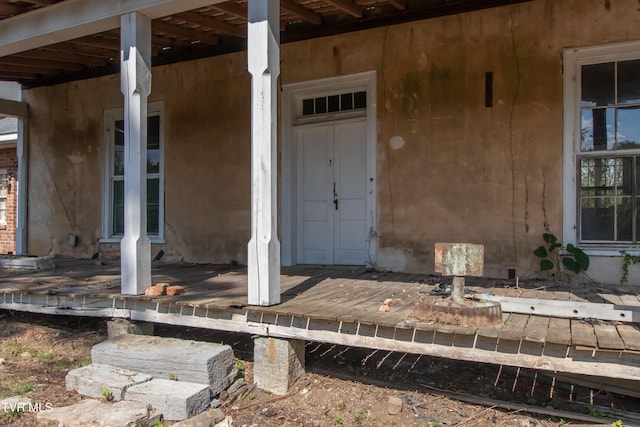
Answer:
[0,147,17,254]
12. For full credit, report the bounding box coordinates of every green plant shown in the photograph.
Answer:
[337,400,347,410]
[611,420,623,427]
[168,373,178,381]
[334,414,343,424]
[101,387,114,402]
[620,251,640,283]
[534,233,589,276]
[246,393,256,402]
[236,360,245,378]
[354,409,367,424]
[588,406,604,418]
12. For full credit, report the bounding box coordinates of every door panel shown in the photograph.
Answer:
[298,120,367,265]
[299,126,334,264]
[334,122,368,265]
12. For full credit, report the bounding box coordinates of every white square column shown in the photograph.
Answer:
[247,0,281,306]
[120,12,152,295]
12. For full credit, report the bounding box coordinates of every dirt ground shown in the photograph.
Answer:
[0,311,636,427]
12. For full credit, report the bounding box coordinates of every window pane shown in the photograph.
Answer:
[618,59,640,105]
[302,98,314,116]
[328,95,340,113]
[315,97,327,114]
[581,197,615,240]
[354,91,367,109]
[147,178,160,235]
[147,116,161,174]
[113,180,124,235]
[581,62,615,107]
[581,108,615,151]
[341,93,353,110]
[617,106,640,149]
[617,196,633,241]
[114,120,125,176]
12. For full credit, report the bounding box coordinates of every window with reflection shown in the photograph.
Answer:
[110,114,163,238]
[579,59,640,243]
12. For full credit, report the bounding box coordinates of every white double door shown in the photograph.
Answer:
[297,119,368,265]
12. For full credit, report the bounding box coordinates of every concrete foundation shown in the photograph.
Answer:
[253,337,305,395]
[91,334,236,394]
[65,363,152,401]
[125,379,211,421]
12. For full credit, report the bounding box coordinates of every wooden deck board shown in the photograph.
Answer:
[617,324,640,351]
[546,317,571,345]
[571,320,597,348]
[619,294,640,307]
[522,315,549,343]
[498,313,529,341]
[593,323,625,350]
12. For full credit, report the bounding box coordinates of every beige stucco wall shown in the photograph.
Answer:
[22,0,640,282]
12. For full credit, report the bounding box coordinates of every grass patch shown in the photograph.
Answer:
[74,357,91,368]
[0,380,36,398]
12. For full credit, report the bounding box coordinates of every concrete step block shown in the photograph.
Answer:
[125,379,211,421]
[65,363,152,400]
[91,334,236,394]
[36,399,158,427]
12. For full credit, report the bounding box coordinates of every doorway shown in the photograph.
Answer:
[281,71,377,267]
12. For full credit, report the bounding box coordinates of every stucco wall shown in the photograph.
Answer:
[22,0,640,282]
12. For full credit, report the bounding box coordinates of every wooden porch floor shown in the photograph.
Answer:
[1,259,640,391]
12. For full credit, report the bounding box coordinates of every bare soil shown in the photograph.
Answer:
[0,311,636,426]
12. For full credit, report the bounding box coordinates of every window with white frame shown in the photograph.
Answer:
[102,103,164,242]
[564,42,640,248]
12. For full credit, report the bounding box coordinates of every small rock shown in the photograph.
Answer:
[171,411,212,427]
[387,396,403,415]
[144,284,166,296]
[261,406,278,417]
[209,408,226,424]
[384,298,395,306]
[379,304,390,312]
[0,357,5,370]
[214,416,233,427]
[219,391,229,402]
[210,399,221,408]
[166,285,186,296]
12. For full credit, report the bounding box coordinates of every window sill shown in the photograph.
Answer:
[99,237,166,245]
[577,246,640,257]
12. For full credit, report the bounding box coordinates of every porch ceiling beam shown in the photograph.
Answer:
[212,2,246,20]
[0,55,83,71]
[152,19,220,45]
[175,11,245,38]
[0,4,22,17]
[68,36,121,51]
[324,0,362,18]
[0,63,57,75]
[0,72,40,80]
[387,0,407,10]
[0,0,227,57]
[15,48,105,65]
[281,0,322,25]
[0,99,29,117]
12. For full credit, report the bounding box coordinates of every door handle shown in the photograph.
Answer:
[334,198,339,210]
[333,182,338,210]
